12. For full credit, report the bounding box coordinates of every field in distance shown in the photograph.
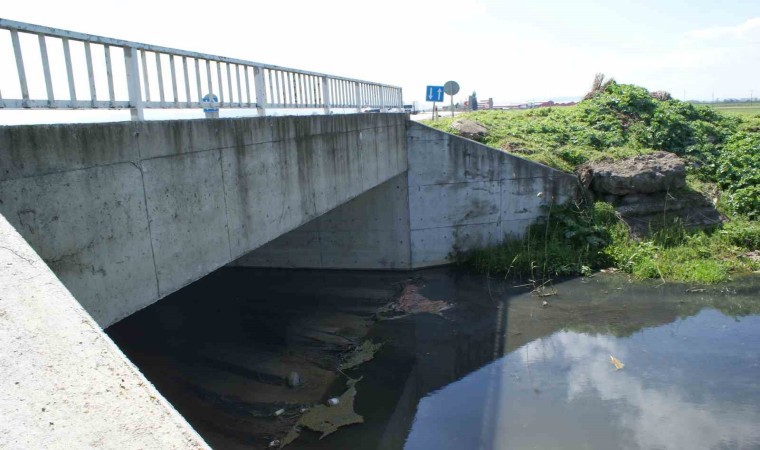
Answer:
[697,102,760,116]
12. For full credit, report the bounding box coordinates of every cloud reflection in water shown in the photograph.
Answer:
[406,310,760,450]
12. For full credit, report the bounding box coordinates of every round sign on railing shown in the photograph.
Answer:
[444,81,460,96]
[202,93,219,113]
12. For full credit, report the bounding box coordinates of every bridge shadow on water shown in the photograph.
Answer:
[107,267,760,449]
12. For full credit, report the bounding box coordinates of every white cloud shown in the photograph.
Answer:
[2,2,760,122]
[684,17,760,41]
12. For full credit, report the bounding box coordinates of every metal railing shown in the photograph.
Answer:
[0,18,402,120]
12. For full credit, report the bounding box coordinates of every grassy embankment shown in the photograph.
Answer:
[423,83,760,283]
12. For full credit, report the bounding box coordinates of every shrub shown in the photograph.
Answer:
[722,218,760,248]
[714,132,760,217]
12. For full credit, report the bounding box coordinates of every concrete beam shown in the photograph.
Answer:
[0,114,408,326]
[0,163,158,324]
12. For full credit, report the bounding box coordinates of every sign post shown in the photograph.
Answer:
[202,93,219,119]
[443,81,460,118]
[426,85,444,120]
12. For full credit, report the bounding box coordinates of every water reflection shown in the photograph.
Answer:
[406,309,760,450]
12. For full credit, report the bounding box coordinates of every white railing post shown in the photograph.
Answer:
[380,86,386,111]
[123,47,144,120]
[10,30,29,108]
[354,82,361,113]
[321,76,330,114]
[253,66,266,116]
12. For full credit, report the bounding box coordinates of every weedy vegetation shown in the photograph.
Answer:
[430,77,760,283]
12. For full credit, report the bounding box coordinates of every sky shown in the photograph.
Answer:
[1,0,759,122]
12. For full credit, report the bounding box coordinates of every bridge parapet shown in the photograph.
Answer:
[0,18,402,120]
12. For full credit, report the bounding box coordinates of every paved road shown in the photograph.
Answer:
[409,110,464,122]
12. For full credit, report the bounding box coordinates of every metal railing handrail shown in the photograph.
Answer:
[0,18,403,120]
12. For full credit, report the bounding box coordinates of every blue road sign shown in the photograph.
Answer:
[426,85,444,102]
[202,93,219,113]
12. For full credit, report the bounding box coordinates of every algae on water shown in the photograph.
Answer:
[339,341,383,370]
[282,377,364,446]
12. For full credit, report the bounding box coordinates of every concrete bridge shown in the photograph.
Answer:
[1,114,576,327]
[0,18,578,450]
[1,113,576,448]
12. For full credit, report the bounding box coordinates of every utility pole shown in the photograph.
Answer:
[751,90,754,107]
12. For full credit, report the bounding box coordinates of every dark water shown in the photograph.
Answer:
[108,268,760,450]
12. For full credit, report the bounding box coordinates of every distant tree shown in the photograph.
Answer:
[583,73,615,100]
[650,90,672,101]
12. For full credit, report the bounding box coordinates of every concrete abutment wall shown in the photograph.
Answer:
[0,213,210,449]
[235,122,578,269]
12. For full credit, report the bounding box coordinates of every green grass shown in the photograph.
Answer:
[461,203,760,284]
[603,219,758,283]
[425,107,659,173]
[463,202,616,279]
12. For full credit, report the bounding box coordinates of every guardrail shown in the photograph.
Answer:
[0,18,402,120]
